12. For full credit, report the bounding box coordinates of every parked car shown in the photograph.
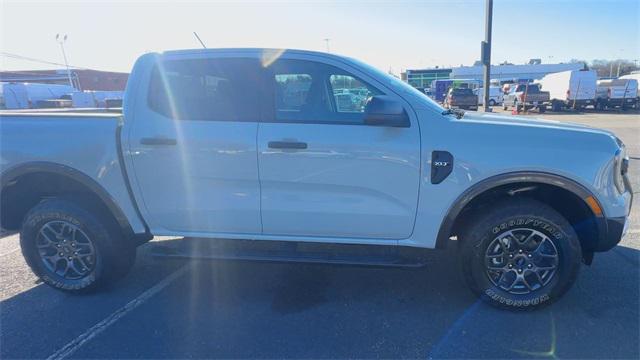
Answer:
[444,87,478,110]
[0,49,632,310]
[503,83,550,112]
[474,86,504,106]
[539,69,597,111]
[595,79,638,110]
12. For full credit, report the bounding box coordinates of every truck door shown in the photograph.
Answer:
[257,58,421,239]
[126,56,264,235]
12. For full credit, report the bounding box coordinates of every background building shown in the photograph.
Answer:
[404,61,587,89]
[451,62,586,82]
[403,68,452,89]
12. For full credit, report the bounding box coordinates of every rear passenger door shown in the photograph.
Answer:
[126,56,265,235]
[257,57,421,240]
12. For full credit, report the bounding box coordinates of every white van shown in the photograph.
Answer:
[539,69,597,111]
[619,73,640,102]
[474,87,503,106]
[595,79,638,109]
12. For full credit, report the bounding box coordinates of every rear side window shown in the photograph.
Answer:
[148,58,264,121]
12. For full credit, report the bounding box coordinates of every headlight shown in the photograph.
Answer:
[613,146,629,194]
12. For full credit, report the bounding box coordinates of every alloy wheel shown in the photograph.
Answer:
[484,228,559,295]
[36,220,96,280]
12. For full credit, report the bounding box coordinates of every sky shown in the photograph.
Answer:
[1,0,639,74]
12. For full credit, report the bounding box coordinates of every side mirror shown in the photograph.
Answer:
[363,95,410,128]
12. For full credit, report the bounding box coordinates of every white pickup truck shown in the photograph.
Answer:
[0,49,633,309]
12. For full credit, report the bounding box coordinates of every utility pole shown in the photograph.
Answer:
[323,38,331,53]
[482,0,493,112]
[55,34,75,89]
[609,62,613,78]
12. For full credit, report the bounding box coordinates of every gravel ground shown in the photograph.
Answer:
[1,109,638,359]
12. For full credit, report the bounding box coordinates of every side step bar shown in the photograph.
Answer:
[149,238,429,268]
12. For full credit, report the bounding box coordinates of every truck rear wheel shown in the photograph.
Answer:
[460,198,581,310]
[20,199,136,292]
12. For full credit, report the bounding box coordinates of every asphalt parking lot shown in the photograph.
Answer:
[1,109,639,359]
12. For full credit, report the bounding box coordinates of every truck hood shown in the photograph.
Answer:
[459,111,616,138]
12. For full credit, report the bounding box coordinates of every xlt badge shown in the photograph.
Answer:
[431,151,453,184]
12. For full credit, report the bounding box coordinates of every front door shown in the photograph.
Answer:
[127,56,264,235]
[257,58,421,239]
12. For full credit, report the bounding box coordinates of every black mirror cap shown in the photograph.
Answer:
[363,95,410,128]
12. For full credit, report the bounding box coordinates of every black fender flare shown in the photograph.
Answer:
[1,161,151,243]
[435,171,607,249]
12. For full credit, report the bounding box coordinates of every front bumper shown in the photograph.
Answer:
[598,216,629,252]
[597,176,633,252]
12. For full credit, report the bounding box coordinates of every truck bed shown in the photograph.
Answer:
[0,110,146,235]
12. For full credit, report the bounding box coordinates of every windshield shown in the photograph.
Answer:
[348,57,444,111]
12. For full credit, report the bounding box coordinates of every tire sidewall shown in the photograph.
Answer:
[462,212,581,309]
[20,201,112,291]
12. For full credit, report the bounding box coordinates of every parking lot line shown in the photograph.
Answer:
[46,263,191,360]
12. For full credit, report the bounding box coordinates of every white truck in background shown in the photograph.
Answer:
[595,78,638,110]
[539,70,597,111]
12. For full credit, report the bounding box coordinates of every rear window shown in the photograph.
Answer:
[452,88,473,95]
[147,58,264,121]
[516,84,541,93]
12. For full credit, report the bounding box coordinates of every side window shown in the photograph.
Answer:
[148,58,263,121]
[329,75,377,113]
[268,59,382,125]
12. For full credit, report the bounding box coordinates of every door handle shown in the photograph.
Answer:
[268,141,307,150]
[140,137,177,146]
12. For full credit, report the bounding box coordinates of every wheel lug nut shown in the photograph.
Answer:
[528,264,533,268]
[508,264,513,268]
[518,269,523,273]
[527,254,532,258]
[519,249,523,253]
[59,252,64,256]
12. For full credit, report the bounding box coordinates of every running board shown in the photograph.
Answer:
[149,238,428,268]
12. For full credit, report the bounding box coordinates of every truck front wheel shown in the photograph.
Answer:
[20,199,136,292]
[460,198,581,310]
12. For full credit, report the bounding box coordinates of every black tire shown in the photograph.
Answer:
[460,198,581,310]
[488,99,496,107]
[539,105,546,113]
[20,198,136,292]
[551,101,562,112]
